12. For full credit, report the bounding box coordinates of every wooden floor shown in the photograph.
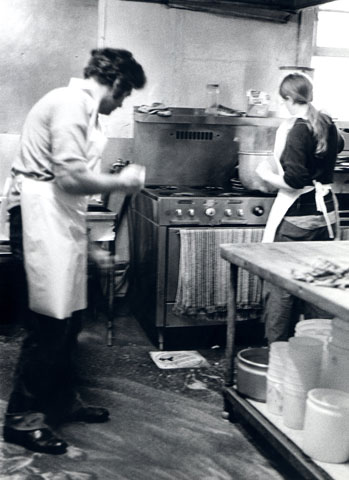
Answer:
[0,304,300,480]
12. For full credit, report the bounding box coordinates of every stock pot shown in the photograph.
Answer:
[238,151,277,192]
[236,347,269,401]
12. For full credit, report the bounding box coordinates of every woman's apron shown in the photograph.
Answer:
[21,91,108,319]
[262,118,334,243]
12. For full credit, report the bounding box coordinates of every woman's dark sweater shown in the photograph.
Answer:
[280,117,344,190]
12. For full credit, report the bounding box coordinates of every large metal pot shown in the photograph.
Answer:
[236,347,269,402]
[238,151,277,192]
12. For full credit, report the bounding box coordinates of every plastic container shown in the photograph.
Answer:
[322,343,349,392]
[283,387,307,429]
[266,375,284,415]
[236,347,269,402]
[333,317,349,331]
[294,321,333,388]
[331,321,349,349]
[303,388,349,463]
[205,83,220,115]
[288,335,324,352]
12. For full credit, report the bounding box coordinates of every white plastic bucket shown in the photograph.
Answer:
[283,388,307,429]
[288,336,324,354]
[303,388,349,463]
[334,317,349,331]
[284,353,321,391]
[296,318,332,329]
[323,343,349,392]
[266,375,284,416]
[331,322,349,349]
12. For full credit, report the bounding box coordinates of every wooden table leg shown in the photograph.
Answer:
[107,264,114,347]
[222,264,239,421]
[224,264,238,387]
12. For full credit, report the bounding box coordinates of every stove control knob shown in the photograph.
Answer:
[205,207,216,217]
[252,206,264,217]
[224,208,233,217]
[188,209,195,217]
[236,208,244,217]
[175,209,183,217]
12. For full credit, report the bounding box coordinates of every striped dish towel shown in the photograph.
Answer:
[173,228,264,320]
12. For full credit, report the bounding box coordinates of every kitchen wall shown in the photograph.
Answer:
[0,0,315,260]
[0,0,316,186]
[0,0,98,193]
[99,0,315,264]
[101,0,315,139]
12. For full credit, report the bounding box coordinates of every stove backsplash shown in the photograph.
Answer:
[134,107,279,189]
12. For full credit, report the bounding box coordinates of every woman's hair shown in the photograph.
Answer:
[84,48,146,98]
[279,73,331,155]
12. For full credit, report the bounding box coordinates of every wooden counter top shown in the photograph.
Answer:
[220,241,349,322]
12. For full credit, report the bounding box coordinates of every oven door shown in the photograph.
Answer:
[165,226,264,327]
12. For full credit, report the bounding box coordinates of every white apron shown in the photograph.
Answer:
[21,88,107,319]
[262,118,334,243]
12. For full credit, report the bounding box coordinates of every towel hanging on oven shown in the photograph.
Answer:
[173,228,264,320]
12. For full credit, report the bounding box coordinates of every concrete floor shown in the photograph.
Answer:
[0,296,300,479]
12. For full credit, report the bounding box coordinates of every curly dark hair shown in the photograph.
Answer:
[83,48,146,97]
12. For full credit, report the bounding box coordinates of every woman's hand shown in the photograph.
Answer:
[256,160,273,182]
[255,160,274,193]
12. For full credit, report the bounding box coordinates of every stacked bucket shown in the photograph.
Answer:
[266,325,331,426]
[283,336,324,429]
[266,341,288,415]
[265,318,349,463]
[266,319,333,429]
[294,318,332,344]
[322,317,349,393]
[295,318,333,387]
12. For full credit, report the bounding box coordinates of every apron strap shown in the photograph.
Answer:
[313,181,335,239]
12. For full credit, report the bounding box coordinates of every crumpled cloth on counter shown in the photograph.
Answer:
[292,257,349,289]
[173,228,264,320]
[138,102,172,116]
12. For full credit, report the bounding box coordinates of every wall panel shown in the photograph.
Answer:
[0,0,98,134]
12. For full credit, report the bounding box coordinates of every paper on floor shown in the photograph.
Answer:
[149,351,209,369]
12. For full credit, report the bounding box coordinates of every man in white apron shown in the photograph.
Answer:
[255,73,344,345]
[2,48,146,454]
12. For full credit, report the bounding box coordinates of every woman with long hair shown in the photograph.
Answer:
[256,72,344,344]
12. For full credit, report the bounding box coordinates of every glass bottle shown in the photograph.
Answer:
[205,83,220,115]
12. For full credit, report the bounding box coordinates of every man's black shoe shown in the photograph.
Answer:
[3,426,68,454]
[66,406,110,423]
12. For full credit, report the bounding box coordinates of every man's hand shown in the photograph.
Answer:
[117,164,145,194]
[54,161,146,196]
[89,244,117,270]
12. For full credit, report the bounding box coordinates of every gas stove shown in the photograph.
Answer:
[136,184,276,226]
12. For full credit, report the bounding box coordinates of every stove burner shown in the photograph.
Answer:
[146,185,178,190]
[217,192,240,197]
[143,183,276,199]
[170,192,195,197]
[191,185,224,192]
